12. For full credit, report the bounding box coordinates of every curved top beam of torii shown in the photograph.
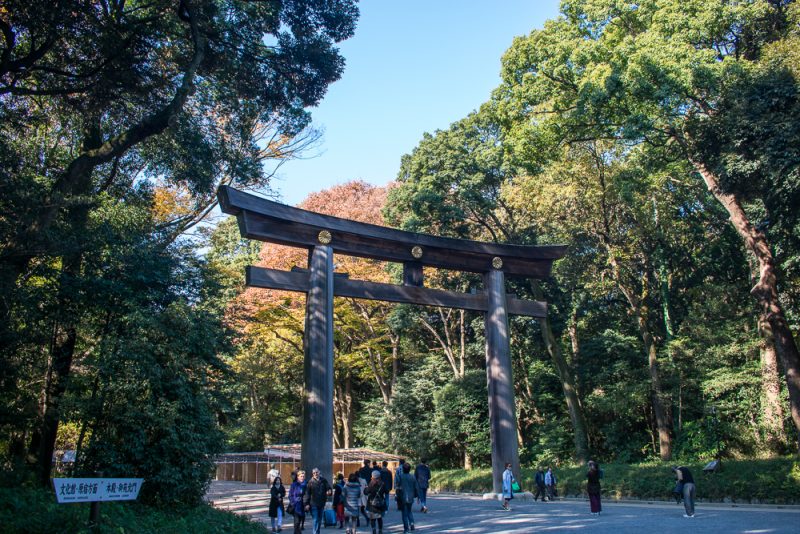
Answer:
[218,185,567,279]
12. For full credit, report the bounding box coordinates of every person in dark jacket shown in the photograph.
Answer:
[333,473,345,528]
[534,467,546,502]
[289,470,307,534]
[397,463,420,533]
[269,476,286,533]
[586,461,602,515]
[672,466,696,517]
[364,470,387,534]
[414,459,431,513]
[394,459,406,511]
[303,468,332,534]
[379,461,393,513]
[358,459,373,484]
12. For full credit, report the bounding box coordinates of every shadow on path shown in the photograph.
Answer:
[206,481,800,533]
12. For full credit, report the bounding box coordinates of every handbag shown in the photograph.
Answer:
[369,482,385,509]
[370,493,385,509]
[511,482,521,492]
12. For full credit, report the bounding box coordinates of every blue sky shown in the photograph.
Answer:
[269,1,562,206]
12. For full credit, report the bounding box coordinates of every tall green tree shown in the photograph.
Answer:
[386,110,591,462]
[0,0,359,485]
[495,0,800,450]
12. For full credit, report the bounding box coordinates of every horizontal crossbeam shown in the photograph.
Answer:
[219,186,566,278]
[246,266,547,318]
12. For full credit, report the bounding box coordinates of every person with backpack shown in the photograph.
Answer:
[364,470,387,534]
[269,476,286,533]
[586,461,602,515]
[534,467,547,502]
[414,459,431,513]
[394,459,406,511]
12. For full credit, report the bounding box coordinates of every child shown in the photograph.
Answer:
[333,472,346,528]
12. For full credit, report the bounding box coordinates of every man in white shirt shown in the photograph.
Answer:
[267,463,280,486]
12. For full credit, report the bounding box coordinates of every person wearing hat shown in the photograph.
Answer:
[364,470,387,534]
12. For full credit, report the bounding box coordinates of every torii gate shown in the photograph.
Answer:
[218,185,566,492]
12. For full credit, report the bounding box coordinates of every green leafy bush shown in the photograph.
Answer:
[0,486,267,534]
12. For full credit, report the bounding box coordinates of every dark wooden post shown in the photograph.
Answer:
[485,268,520,493]
[302,245,334,481]
[88,502,101,533]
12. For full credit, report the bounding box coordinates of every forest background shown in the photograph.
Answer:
[1,0,800,510]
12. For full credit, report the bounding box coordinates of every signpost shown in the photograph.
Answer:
[53,478,143,530]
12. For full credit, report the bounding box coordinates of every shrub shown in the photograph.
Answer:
[431,457,800,504]
[0,485,268,533]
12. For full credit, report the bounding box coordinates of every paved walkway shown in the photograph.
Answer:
[206,481,800,533]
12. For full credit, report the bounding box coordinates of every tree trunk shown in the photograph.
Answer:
[343,373,353,448]
[759,316,785,454]
[530,281,589,463]
[35,321,78,486]
[640,313,673,460]
[333,385,343,449]
[333,374,354,449]
[568,306,580,367]
[690,158,800,451]
[609,258,672,460]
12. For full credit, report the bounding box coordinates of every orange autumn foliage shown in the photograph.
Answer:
[227,181,393,333]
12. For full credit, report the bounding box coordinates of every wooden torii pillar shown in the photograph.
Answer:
[218,186,566,489]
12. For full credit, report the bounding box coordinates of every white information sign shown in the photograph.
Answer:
[53,478,144,503]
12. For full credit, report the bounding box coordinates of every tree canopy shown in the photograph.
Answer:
[2,0,799,512]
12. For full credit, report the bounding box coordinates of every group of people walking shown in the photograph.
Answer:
[264,458,431,534]
[501,461,697,519]
[502,464,559,510]
[263,458,696,532]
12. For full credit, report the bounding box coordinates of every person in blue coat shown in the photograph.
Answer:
[397,463,420,533]
[501,463,515,511]
[288,470,307,534]
[545,466,558,501]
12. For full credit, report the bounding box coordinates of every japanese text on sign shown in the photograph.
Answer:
[53,478,143,503]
